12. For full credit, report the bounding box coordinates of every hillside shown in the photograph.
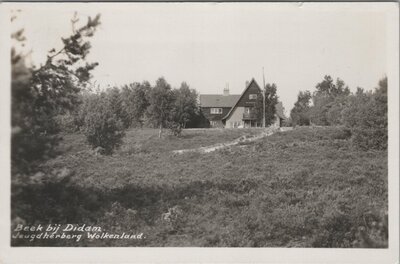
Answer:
[11,127,388,247]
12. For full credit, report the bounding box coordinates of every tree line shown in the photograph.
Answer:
[69,79,279,154]
[67,77,207,155]
[289,75,388,150]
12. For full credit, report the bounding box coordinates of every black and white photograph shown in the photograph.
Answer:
[0,1,398,263]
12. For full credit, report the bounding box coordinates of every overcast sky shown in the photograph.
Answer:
[12,3,389,114]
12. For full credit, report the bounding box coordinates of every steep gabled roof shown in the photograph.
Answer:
[221,78,286,121]
[222,78,261,120]
[199,94,241,108]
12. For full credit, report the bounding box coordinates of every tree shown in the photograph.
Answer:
[170,82,199,129]
[145,77,175,138]
[185,108,210,128]
[290,91,312,126]
[326,96,350,125]
[310,75,350,125]
[309,95,332,125]
[106,87,130,128]
[254,83,279,127]
[121,81,150,128]
[72,89,95,131]
[11,13,101,173]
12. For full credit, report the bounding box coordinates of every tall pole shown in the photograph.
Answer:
[262,67,266,128]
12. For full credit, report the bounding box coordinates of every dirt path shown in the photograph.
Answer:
[173,127,292,154]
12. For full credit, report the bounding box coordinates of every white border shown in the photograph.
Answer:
[0,2,398,264]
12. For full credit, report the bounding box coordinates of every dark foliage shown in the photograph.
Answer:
[290,75,387,150]
[11,13,101,174]
[309,75,350,126]
[342,77,387,150]
[254,83,279,126]
[120,82,151,128]
[170,82,199,129]
[80,92,126,154]
[290,91,312,126]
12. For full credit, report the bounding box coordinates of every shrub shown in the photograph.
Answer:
[55,113,79,133]
[342,78,387,150]
[81,93,126,154]
[167,121,183,137]
[311,210,354,247]
[353,209,388,248]
[351,127,387,150]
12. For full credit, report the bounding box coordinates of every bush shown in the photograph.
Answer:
[342,78,387,150]
[351,127,387,150]
[81,93,126,154]
[55,113,79,133]
[311,210,354,247]
[353,209,388,248]
[167,122,183,137]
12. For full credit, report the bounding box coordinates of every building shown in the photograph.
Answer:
[199,78,285,128]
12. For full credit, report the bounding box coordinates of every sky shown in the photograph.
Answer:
[11,3,389,115]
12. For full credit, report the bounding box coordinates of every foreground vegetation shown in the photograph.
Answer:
[12,127,388,247]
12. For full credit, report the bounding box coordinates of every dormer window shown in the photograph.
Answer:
[210,108,223,114]
[249,94,257,100]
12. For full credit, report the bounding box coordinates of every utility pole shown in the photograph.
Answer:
[262,67,266,128]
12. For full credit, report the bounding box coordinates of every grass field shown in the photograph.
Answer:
[12,126,388,247]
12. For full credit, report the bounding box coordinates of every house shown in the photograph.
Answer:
[199,78,285,128]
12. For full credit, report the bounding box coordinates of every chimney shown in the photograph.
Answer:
[245,80,250,87]
[223,83,229,96]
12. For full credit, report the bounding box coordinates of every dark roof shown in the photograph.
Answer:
[199,94,241,108]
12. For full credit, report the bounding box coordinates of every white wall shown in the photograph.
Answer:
[225,107,245,128]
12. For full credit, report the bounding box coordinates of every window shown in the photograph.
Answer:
[210,108,223,114]
[232,121,242,128]
[249,94,257,100]
[210,121,218,127]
